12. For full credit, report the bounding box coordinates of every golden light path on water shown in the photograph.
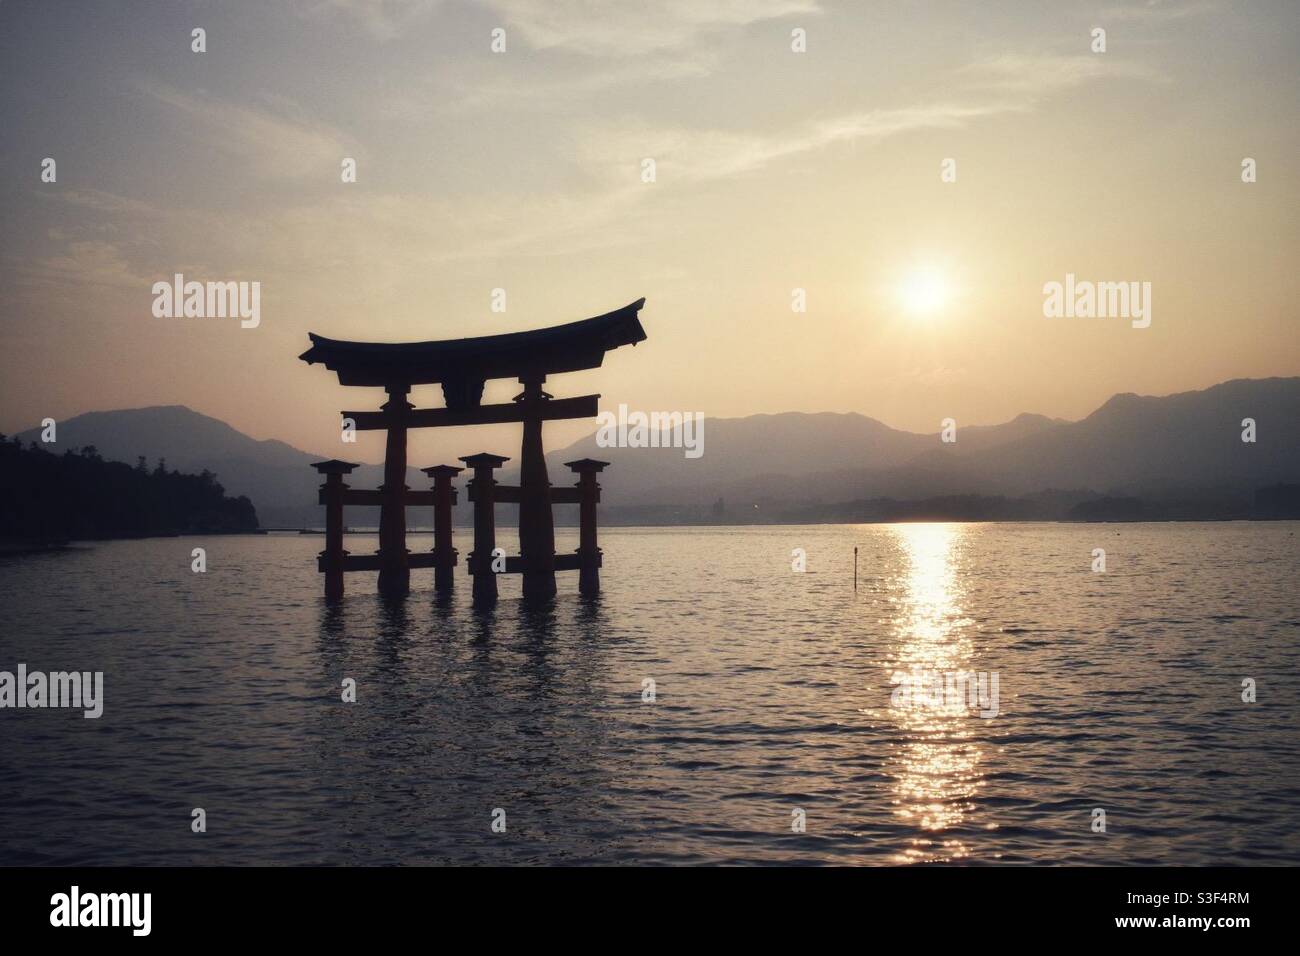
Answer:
[884,523,986,863]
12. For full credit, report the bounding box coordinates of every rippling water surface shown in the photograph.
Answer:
[2,522,1298,865]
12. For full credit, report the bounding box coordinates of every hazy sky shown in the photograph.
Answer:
[1,0,1297,465]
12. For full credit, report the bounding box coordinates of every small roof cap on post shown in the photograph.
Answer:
[311,459,361,475]
[459,452,511,468]
[421,464,464,477]
[565,458,611,473]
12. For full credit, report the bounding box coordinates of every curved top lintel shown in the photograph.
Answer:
[299,298,647,391]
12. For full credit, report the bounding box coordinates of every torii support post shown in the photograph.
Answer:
[422,464,462,593]
[516,375,557,601]
[566,458,609,597]
[377,384,413,597]
[312,459,360,601]
[461,453,509,606]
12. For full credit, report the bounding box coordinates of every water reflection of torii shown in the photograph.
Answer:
[299,299,647,604]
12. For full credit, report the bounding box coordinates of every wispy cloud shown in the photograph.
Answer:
[579,103,1010,186]
[400,54,715,118]
[15,239,145,290]
[487,0,820,56]
[140,83,357,182]
[574,48,1162,187]
[300,0,445,41]
[301,0,817,52]
[18,41,1164,300]
[1098,0,1219,23]
[959,53,1163,97]
[43,189,159,219]
[11,34,1168,314]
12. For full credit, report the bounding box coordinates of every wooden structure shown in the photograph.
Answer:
[566,458,609,596]
[300,299,645,602]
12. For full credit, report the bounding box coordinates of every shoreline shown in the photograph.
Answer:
[3,516,1297,552]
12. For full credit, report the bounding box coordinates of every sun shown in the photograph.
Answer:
[899,268,949,315]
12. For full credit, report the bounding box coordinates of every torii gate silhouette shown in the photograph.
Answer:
[299,298,646,603]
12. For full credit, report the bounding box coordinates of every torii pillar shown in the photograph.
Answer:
[461,452,509,606]
[422,464,462,593]
[376,384,413,597]
[566,458,608,597]
[516,375,557,601]
[312,459,360,601]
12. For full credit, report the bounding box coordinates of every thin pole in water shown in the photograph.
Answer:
[853,547,858,591]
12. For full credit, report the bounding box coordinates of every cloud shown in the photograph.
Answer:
[11,34,1166,313]
[578,103,1010,186]
[1098,0,1219,23]
[300,0,445,41]
[43,189,159,219]
[13,239,146,291]
[140,83,356,182]
[299,0,817,51]
[486,0,820,56]
[400,54,715,118]
[956,54,1163,98]
[20,41,1162,300]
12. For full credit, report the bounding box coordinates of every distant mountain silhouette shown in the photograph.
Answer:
[534,409,1063,506]
[948,378,1299,494]
[15,377,1299,526]
[543,377,1297,515]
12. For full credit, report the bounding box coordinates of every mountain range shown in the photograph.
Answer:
[12,377,1299,526]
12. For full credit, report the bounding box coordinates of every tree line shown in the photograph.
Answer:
[0,437,258,543]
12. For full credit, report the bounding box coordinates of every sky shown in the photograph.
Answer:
[1,0,1297,466]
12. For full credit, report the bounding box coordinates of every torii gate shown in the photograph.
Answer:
[299,299,646,602]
